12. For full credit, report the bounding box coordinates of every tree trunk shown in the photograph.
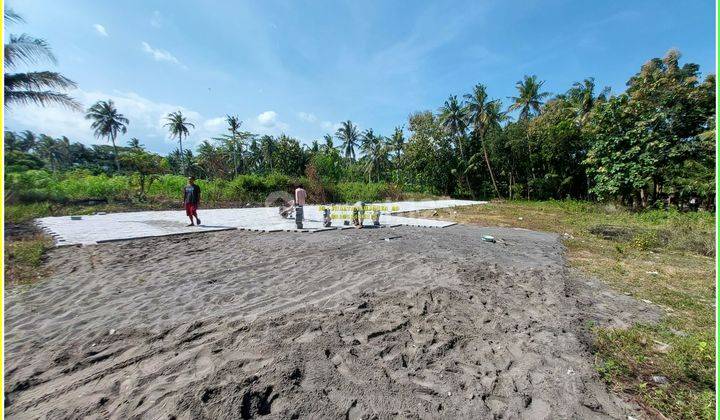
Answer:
[111,135,120,172]
[456,135,475,199]
[481,136,501,199]
[526,129,535,199]
[179,135,185,175]
[640,188,648,208]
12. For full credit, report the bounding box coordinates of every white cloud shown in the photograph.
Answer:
[244,111,289,135]
[150,10,163,28]
[203,117,226,132]
[321,121,341,133]
[257,111,278,127]
[297,111,317,123]
[141,41,185,68]
[93,24,108,37]
[5,89,220,153]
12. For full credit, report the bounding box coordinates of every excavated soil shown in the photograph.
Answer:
[4,225,661,418]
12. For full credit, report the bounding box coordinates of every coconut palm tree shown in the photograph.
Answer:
[164,110,195,174]
[464,84,506,198]
[335,120,359,160]
[36,134,58,171]
[4,9,81,110]
[259,135,276,172]
[322,134,334,151]
[438,95,473,196]
[85,100,129,171]
[390,126,405,159]
[508,75,549,120]
[360,129,386,182]
[389,126,405,182]
[508,75,549,195]
[127,137,144,150]
[222,115,243,177]
[19,130,37,152]
[4,131,20,152]
[566,78,611,124]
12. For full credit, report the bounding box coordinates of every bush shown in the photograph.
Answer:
[333,182,401,203]
[4,170,430,206]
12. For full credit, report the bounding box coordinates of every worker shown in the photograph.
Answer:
[323,208,332,227]
[352,201,365,228]
[183,176,201,226]
[294,183,307,229]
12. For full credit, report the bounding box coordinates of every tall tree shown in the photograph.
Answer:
[259,135,276,173]
[223,115,244,177]
[464,84,506,198]
[164,110,195,174]
[322,134,334,151]
[85,100,129,171]
[127,137,144,150]
[360,129,386,182]
[335,120,360,160]
[390,126,405,182]
[508,75,550,196]
[438,95,473,196]
[508,75,550,120]
[35,134,58,171]
[19,130,37,152]
[566,77,610,124]
[4,9,81,110]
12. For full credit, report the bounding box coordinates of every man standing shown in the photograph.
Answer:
[183,176,202,226]
[294,183,307,229]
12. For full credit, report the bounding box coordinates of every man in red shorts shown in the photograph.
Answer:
[183,176,202,226]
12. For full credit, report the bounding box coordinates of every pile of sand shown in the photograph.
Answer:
[5,226,660,418]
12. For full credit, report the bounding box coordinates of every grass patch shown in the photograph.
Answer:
[4,235,53,287]
[409,199,716,419]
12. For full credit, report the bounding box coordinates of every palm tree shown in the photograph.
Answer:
[508,75,549,195]
[322,134,334,151]
[508,75,549,120]
[464,84,506,198]
[164,110,195,174]
[390,126,405,183]
[222,115,243,177]
[19,130,37,152]
[4,131,20,152]
[259,135,276,172]
[360,129,386,182]
[390,126,405,159]
[335,120,359,160]
[567,78,610,124]
[36,134,58,171]
[4,9,81,110]
[128,137,144,150]
[85,100,129,171]
[197,140,226,179]
[438,95,473,196]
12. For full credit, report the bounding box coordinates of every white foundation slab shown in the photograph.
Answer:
[36,200,485,245]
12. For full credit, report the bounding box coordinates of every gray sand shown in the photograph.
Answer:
[4,226,660,418]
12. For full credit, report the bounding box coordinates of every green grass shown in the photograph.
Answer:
[4,235,53,287]
[409,199,716,419]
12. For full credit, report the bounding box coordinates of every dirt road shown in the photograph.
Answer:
[4,226,660,418]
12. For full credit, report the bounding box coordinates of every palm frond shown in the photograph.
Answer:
[4,8,25,24]
[4,90,82,110]
[5,34,56,69]
[5,71,77,91]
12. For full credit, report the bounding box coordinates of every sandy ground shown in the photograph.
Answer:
[4,226,661,419]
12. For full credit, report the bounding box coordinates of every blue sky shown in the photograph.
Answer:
[6,0,716,154]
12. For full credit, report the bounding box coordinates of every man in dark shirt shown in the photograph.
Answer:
[183,176,202,226]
